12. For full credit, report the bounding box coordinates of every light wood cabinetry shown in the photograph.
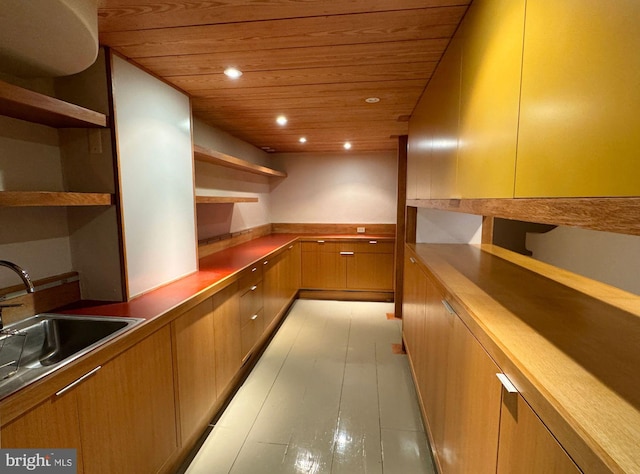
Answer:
[515,0,640,198]
[498,392,580,473]
[172,298,217,445]
[239,264,264,361]
[300,239,394,292]
[213,281,242,398]
[2,327,178,474]
[403,246,584,473]
[75,326,177,474]
[1,391,85,473]
[456,0,525,198]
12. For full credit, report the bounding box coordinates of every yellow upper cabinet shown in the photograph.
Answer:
[426,34,463,199]
[516,0,640,197]
[457,0,526,198]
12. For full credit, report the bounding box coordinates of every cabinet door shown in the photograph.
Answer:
[76,326,178,474]
[497,393,580,474]
[402,254,428,394]
[173,298,217,444]
[441,314,502,474]
[345,251,394,291]
[516,0,640,197]
[456,0,525,198]
[1,392,85,473]
[213,281,242,398]
[300,242,346,289]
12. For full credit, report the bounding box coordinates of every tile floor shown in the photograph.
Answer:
[182,299,436,474]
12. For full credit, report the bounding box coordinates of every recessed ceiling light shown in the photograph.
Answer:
[224,67,243,79]
[344,142,352,150]
[365,97,380,103]
[276,115,288,126]
[299,137,307,143]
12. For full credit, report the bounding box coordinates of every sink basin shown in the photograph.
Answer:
[0,314,143,399]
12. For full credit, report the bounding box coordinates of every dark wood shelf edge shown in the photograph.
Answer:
[0,191,114,207]
[0,80,108,128]
[193,145,287,178]
[407,197,640,236]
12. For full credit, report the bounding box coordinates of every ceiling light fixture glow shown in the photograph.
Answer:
[365,97,380,103]
[224,67,243,79]
[299,137,307,143]
[343,142,352,150]
[276,115,288,126]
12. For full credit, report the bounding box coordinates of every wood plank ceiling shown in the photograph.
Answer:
[97,0,470,153]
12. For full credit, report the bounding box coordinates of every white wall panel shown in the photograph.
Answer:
[111,56,196,298]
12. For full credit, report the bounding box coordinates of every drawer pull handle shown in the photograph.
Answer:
[369,240,378,244]
[288,245,294,250]
[496,373,518,393]
[409,257,416,264]
[317,240,325,244]
[250,314,258,320]
[250,285,258,291]
[252,267,257,272]
[263,260,269,265]
[441,300,456,315]
[56,366,102,397]
[340,252,354,256]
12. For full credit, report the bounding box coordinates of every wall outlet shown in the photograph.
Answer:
[357,227,366,233]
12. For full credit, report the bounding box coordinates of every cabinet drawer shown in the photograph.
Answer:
[238,264,263,293]
[351,240,394,254]
[240,282,263,325]
[241,309,264,359]
[301,241,340,253]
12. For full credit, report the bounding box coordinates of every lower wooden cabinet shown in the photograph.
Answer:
[173,298,217,445]
[213,281,242,398]
[403,247,578,474]
[2,326,178,474]
[497,393,580,473]
[301,239,394,292]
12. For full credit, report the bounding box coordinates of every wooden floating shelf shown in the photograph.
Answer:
[194,145,287,178]
[0,191,114,207]
[0,79,108,128]
[407,197,640,236]
[196,196,258,204]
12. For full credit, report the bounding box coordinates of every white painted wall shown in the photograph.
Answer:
[0,116,74,288]
[527,226,640,295]
[193,119,273,239]
[416,208,483,244]
[111,56,196,298]
[269,152,397,224]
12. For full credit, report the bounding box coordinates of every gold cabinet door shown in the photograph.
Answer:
[457,0,525,198]
[213,281,242,398]
[516,0,640,197]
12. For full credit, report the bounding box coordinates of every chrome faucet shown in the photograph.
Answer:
[0,260,35,330]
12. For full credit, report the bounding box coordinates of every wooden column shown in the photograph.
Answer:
[394,135,408,318]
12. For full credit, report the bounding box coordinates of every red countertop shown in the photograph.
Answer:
[62,233,394,321]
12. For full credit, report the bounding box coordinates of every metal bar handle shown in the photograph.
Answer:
[369,240,378,244]
[496,373,518,393]
[409,257,417,264]
[441,299,456,315]
[250,285,258,291]
[56,366,102,397]
[340,252,355,256]
[251,267,258,272]
[250,314,258,321]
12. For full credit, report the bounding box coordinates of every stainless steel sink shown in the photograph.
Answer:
[0,314,143,400]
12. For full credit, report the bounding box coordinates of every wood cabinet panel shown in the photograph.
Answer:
[516,0,640,197]
[213,282,242,398]
[441,315,502,474]
[76,326,177,474]
[498,393,580,474]
[456,0,525,198]
[300,243,346,289]
[173,298,217,444]
[241,308,264,360]
[402,255,428,394]
[346,251,394,290]
[1,392,85,473]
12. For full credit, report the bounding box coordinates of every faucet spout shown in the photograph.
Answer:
[0,260,35,293]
